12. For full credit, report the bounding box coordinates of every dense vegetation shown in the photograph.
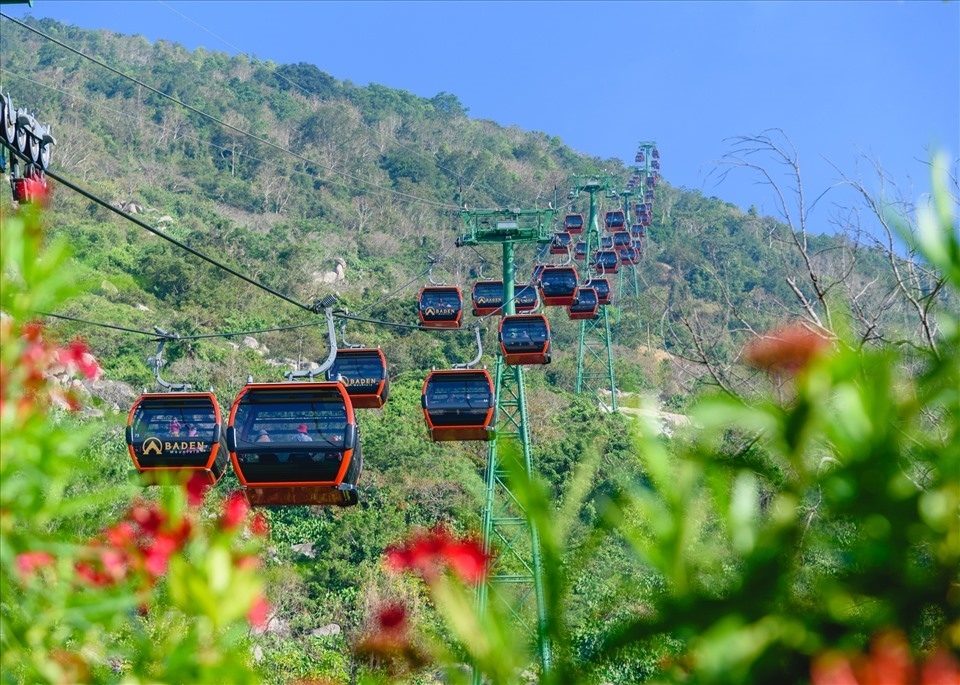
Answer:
[1,15,956,685]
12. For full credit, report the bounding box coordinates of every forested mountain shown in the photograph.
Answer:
[2,15,955,685]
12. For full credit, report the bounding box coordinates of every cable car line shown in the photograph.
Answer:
[39,165,319,313]
[40,311,324,342]
[1,14,459,212]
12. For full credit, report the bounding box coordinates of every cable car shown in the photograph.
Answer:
[514,282,539,312]
[613,231,632,248]
[563,214,584,234]
[652,159,661,170]
[601,235,614,250]
[421,370,495,441]
[226,382,362,507]
[567,288,599,320]
[632,239,643,251]
[538,265,579,307]
[326,348,390,409]
[499,314,551,365]
[574,241,587,261]
[652,147,660,159]
[647,175,658,188]
[126,392,228,486]
[472,280,505,317]
[619,247,639,265]
[591,278,612,305]
[549,231,572,255]
[635,203,647,215]
[418,286,463,329]
[594,250,620,274]
[641,213,652,227]
[635,151,645,163]
[645,189,655,201]
[631,224,645,239]
[604,210,626,231]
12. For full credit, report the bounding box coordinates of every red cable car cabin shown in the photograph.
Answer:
[227,382,362,507]
[418,286,463,329]
[549,231,572,255]
[421,369,495,441]
[538,266,579,307]
[514,283,538,312]
[601,235,614,250]
[326,348,390,409]
[594,250,620,274]
[126,392,228,486]
[472,280,505,316]
[631,224,645,239]
[567,287,599,320]
[613,231,632,248]
[619,247,639,265]
[499,314,551,365]
[604,210,626,231]
[563,213,584,234]
[591,278,612,305]
[574,241,587,261]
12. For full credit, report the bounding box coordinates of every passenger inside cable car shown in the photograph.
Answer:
[126,393,228,485]
[422,370,495,441]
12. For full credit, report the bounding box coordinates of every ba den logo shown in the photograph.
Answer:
[142,436,207,454]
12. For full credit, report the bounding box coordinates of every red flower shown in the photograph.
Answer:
[249,511,270,537]
[376,602,408,631]
[222,491,250,531]
[384,527,489,585]
[247,594,270,629]
[185,473,211,507]
[128,502,165,536]
[443,539,489,584]
[15,551,54,580]
[57,339,102,380]
[744,323,828,376]
[105,521,136,549]
[142,533,178,578]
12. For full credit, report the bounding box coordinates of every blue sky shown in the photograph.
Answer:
[2,1,958,221]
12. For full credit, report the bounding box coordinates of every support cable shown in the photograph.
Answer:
[38,164,317,313]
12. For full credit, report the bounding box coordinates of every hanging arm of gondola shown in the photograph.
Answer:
[338,311,363,350]
[452,326,484,370]
[286,299,339,382]
[149,328,192,392]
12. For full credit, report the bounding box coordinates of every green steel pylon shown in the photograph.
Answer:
[570,175,619,412]
[458,209,553,680]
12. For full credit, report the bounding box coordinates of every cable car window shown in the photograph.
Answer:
[328,351,385,394]
[423,373,493,427]
[418,287,462,327]
[539,268,578,295]
[514,283,538,311]
[472,281,504,308]
[601,236,613,249]
[604,211,626,230]
[129,398,219,467]
[563,214,584,232]
[613,232,632,248]
[592,278,612,305]
[574,242,587,260]
[501,316,549,352]
[594,251,619,272]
